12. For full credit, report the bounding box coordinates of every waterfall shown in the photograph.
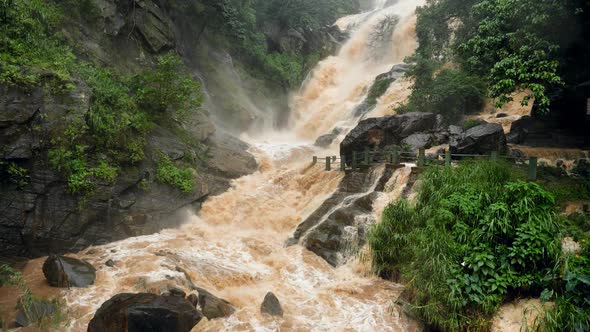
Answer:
[62,1,424,330]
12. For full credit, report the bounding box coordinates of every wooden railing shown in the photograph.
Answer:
[313,147,539,180]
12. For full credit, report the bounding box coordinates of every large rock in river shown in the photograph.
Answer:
[42,255,96,288]
[194,287,235,320]
[450,123,507,155]
[87,293,201,332]
[340,112,440,164]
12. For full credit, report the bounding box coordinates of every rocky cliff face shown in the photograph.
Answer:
[0,0,261,257]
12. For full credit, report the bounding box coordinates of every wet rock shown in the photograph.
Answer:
[42,255,96,288]
[293,165,396,266]
[353,64,411,118]
[450,123,507,155]
[496,113,509,118]
[261,292,283,317]
[340,112,439,165]
[131,0,175,53]
[562,237,582,254]
[401,133,433,152]
[105,259,116,267]
[15,299,57,327]
[195,287,235,320]
[169,287,187,298]
[572,159,590,177]
[187,293,199,307]
[88,293,201,332]
[314,128,342,148]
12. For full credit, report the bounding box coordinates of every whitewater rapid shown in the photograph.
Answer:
[60,1,424,330]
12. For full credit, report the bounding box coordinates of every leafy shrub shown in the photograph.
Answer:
[368,161,561,331]
[132,54,203,120]
[155,154,195,194]
[397,68,486,124]
[0,161,29,188]
[463,118,483,130]
[0,0,76,88]
[536,240,590,331]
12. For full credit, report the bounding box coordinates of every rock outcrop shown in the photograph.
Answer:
[87,293,201,332]
[42,255,96,288]
[340,112,440,164]
[194,287,235,320]
[289,164,398,266]
[450,123,507,155]
[352,64,411,118]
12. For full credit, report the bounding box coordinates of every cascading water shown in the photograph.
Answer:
[57,1,424,330]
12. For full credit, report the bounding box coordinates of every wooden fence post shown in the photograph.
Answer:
[325,156,331,171]
[392,146,399,165]
[340,155,346,171]
[352,151,358,170]
[417,148,425,167]
[491,151,498,162]
[528,157,538,181]
[445,149,451,166]
[364,147,370,166]
[312,156,317,165]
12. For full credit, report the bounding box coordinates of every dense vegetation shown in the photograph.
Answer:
[369,161,590,331]
[399,0,590,120]
[1,0,203,195]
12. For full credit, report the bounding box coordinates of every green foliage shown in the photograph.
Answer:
[132,54,203,120]
[156,154,195,194]
[0,161,29,188]
[366,78,394,105]
[463,118,483,130]
[535,239,590,331]
[405,0,580,116]
[368,161,561,331]
[398,67,486,124]
[0,0,75,88]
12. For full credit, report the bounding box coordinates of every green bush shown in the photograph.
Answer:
[156,154,195,194]
[132,54,203,120]
[369,161,561,331]
[0,161,29,188]
[0,0,76,88]
[397,68,486,124]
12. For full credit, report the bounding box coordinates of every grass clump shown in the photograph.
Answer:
[0,264,70,331]
[368,161,562,331]
[155,154,195,194]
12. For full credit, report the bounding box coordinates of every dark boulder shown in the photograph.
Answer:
[130,0,175,53]
[314,128,342,148]
[195,287,235,320]
[186,293,199,307]
[42,255,96,288]
[573,159,590,177]
[168,287,186,298]
[450,123,507,155]
[401,133,434,152]
[340,112,439,164]
[261,292,283,317]
[105,259,115,267]
[87,293,201,332]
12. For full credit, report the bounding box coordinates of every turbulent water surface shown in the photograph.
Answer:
[17,1,426,330]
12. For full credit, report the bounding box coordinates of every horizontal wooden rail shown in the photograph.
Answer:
[312,147,539,180]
